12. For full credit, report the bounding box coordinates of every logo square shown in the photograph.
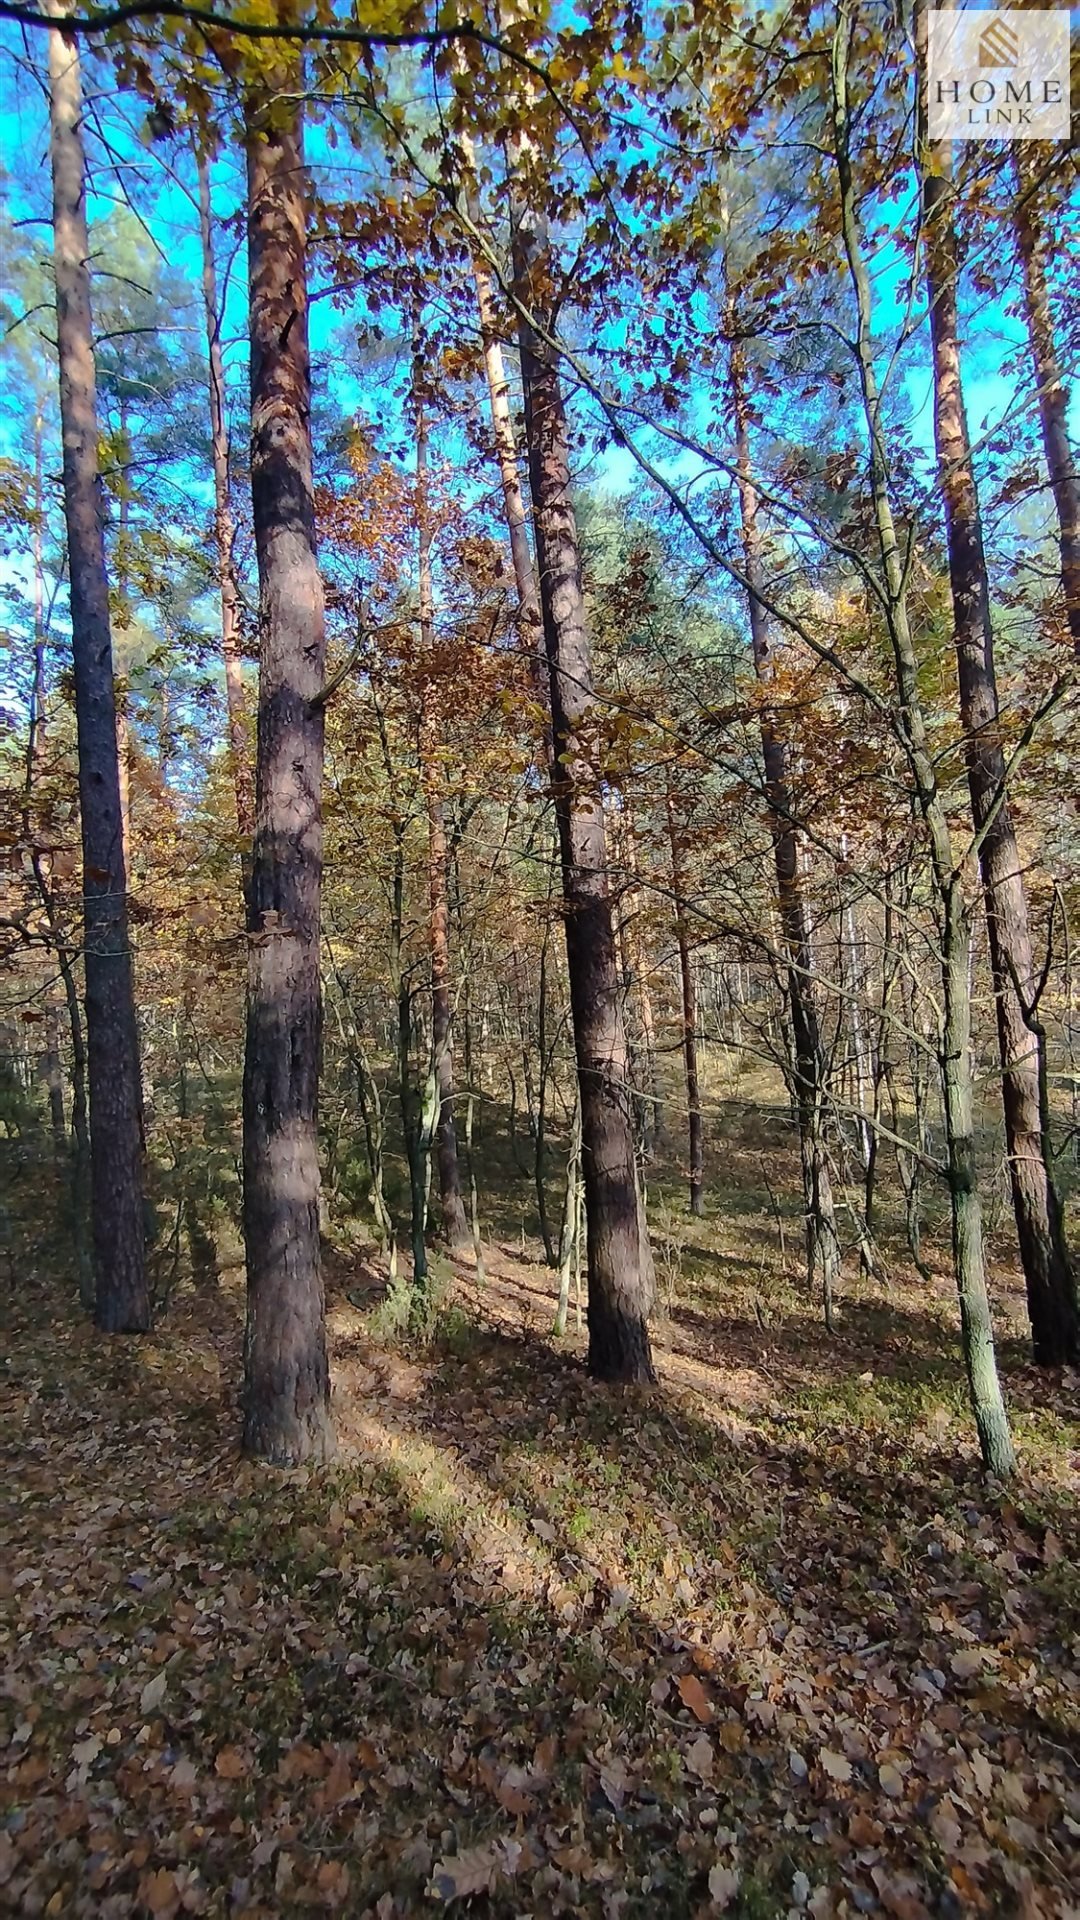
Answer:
[927,9,1071,140]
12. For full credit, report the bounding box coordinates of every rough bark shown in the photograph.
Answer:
[241,68,333,1464]
[45,0,148,1333]
[416,407,470,1249]
[666,791,704,1216]
[921,113,1078,1366]
[1012,151,1080,658]
[514,202,655,1384]
[195,140,254,857]
[730,336,840,1323]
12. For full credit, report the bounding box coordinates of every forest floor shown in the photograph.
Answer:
[3,1129,1080,1919]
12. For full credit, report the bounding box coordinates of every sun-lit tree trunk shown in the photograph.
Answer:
[241,65,333,1464]
[553,1091,582,1337]
[1011,152,1080,658]
[45,0,148,1333]
[833,0,1014,1470]
[533,917,558,1265]
[374,680,428,1287]
[920,102,1078,1367]
[665,790,704,1216]
[730,332,840,1325]
[514,200,655,1384]
[455,115,545,699]
[114,394,134,875]
[195,139,254,861]
[416,403,470,1250]
[610,796,661,1157]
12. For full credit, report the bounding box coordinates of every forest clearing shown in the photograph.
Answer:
[1,0,1079,1913]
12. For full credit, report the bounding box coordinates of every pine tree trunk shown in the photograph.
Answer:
[416,407,470,1250]
[666,791,704,1216]
[241,68,333,1464]
[1011,151,1080,658]
[514,204,655,1384]
[730,337,840,1320]
[457,121,546,700]
[195,140,254,857]
[921,122,1078,1367]
[424,774,470,1249]
[832,0,1014,1470]
[534,924,557,1265]
[942,884,1018,1475]
[45,0,148,1333]
[623,806,662,1151]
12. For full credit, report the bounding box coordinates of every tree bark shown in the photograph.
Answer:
[666,790,704,1216]
[514,202,655,1384]
[730,334,840,1324]
[45,0,148,1333]
[115,395,134,876]
[1011,151,1080,658]
[195,139,254,859]
[416,405,470,1249]
[920,107,1078,1367]
[241,67,333,1464]
[832,0,1014,1471]
[456,117,546,701]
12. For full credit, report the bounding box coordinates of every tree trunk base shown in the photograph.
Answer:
[588,1309,657,1385]
[95,1274,150,1334]
[242,1399,336,1468]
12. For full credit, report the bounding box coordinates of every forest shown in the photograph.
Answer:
[0,0,1078,1913]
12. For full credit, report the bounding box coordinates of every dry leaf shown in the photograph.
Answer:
[495,1773,533,1817]
[820,1748,852,1783]
[677,1672,714,1723]
[139,1868,180,1916]
[214,1746,249,1780]
[878,1762,905,1798]
[708,1863,740,1908]
[950,1647,983,1679]
[430,1842,504,1901]
[140,1670,167,1715]
[686,1732,715,1780]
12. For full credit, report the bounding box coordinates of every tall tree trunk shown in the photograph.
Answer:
[920,96,1078,1367]
[832,0,1014,1471]
[730,333,840,1323]
[45,0,148,1333]
[666,791,704,1216]
[372,677,428,1286]
[456,118,546,698]
[625,812,662,1153]
[241,67,333,1464]
[533,920,558,1265]
[514,202,655,1384]
[195,140,254,858]
[416,405,470,1249]
[553,1091,582,1337]
[1011,151,1080,658]
[43,1003,66,1155]
[610,797,660,1156]
[115,394,133,875]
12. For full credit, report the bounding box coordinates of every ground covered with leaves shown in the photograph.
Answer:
[3,1218,1079,1918]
